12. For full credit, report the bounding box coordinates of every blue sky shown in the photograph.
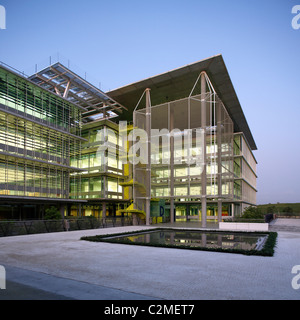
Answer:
[0,0,299,204]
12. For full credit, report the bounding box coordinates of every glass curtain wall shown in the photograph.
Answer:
[0,66,83,201]
[0,111,80,166]
[70,123,124,200]
[0,156,70,198]
[233,133,257,207]
[0,68,82,136]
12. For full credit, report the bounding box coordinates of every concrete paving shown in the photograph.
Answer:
[0,220,300,300]
[269,218,300,232]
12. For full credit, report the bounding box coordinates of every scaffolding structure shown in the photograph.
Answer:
[133,72,234,226]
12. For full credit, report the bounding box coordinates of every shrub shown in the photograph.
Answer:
[44,206,61,220]
[241,206,264,219]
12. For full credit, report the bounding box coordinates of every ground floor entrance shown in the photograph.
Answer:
[69,201,130,219]
[174,203,233,222]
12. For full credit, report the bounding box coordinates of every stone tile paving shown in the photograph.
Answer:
[0,220,299,300]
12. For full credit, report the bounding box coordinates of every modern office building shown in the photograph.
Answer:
[0,54,257,225]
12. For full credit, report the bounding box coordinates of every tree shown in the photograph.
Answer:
[282,206,293,216]
[266,206,276,214]
[241,206,264,219]
[44,206,61,220]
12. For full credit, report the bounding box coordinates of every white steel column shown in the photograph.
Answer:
[63,80,71,98]
[201,73,207,228]
[169,103,175,223]
[145,89,151,226]
[217,100,223,223]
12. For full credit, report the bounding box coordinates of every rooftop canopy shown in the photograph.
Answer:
[107,54,257,150]
[29,62,127,123]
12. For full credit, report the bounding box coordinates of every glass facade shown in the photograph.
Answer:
[233,133,257,211]
[0,65,82,201]
[0,157,70,198]
[0,68,82,135]
[70,122,124,201]
[0,111,81,166]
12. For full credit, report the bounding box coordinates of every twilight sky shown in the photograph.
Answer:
[0,0,299,204]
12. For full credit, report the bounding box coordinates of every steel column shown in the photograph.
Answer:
[201,73,207,228]
[145,89,151,226]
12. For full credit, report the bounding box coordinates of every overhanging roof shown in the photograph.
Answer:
[29,63,127,123]
[106,54,257,150]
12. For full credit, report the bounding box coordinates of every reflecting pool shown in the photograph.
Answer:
[103,229,267,251]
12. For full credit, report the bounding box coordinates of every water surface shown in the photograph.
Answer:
[104,229,267,251]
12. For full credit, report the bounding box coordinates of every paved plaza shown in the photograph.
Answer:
[0,219,300,300]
